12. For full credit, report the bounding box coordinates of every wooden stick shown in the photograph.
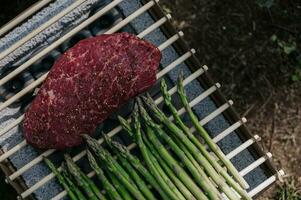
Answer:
[0,0,88,60]
[0,0,53,37]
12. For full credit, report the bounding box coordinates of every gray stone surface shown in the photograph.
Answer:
[0,0,102,68]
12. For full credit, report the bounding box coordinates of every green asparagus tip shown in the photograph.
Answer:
[61,163,68,173]
[146,92,152,99]
[117,115,124,122]
[178,70,185,82]
[133,103,139,115]
[177,72,185,96]
[82,134,99,147]
[117,115,128,126]
[64,154,74,164]
[138,106,154,128]
[137,101,146,113]
[141,95,156,108]
[102,132,113,147]
[135,97,144,111]
[160,79,172,104]
[86,150,95,163]
[111,140,130,155]
[137,103,147,118]
[135,96,143,106]
[161,79,167,94]
[117,116,132,136]
[84,134,105,155]
[160,78,167,87]
[43,157,55,171]
[160,79,167,91]
[160,79,168,94]
[141,95,166,122]
[132,107,141,132]
[43,156,49,163]
[64,154,79,175]
[144,93,157,107]
[82,134,91,140]
[141,96,150,107]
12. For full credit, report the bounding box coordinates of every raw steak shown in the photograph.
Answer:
[23,33,161,149]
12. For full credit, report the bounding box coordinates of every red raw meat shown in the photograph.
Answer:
[23,33,161,149]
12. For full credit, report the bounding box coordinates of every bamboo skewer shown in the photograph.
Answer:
[0,0,124,87]
[240,153,272,177]
[0,0,53,37]
[0,0,163,113]
[0,14,173,138]
[0,0,89,61]
[212,118,247,143]
[226,135,261,160]
[248,170,285,198]
[0,8,173,115]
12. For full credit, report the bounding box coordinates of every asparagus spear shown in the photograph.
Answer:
[61,165,88,200]
[118,154,157,200]
[146,141,187,200]
[160,79,205,172]
[115,118,186,200]
[85,135,131,182]
[118,116,133,137]
[66,156,104,200]
[161,79,247,195]
[44,158,78,200]
[135,107,204,200]
[134,106,191,200]
[86,150,122,200]
[68,156,104,200]
[129,107,181,200]
[137,109,209,200]
[106,137,170,200]
[118,115,186,199]
[83,135,147,200]
[103,134,156,200]
[141,130,197,200]
[170,134,228,197]
[172,133,209,177]
[80,169,105,200]
[101,150,146,200]
[142,96,240,200]
[177,73,249,189]
[90,145,133,200]
[141,104,221,200]
[64,154,105,200]
[105,168,133,200]
[161,80,252,200]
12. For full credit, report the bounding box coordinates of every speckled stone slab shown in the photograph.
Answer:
[0,0,107,69]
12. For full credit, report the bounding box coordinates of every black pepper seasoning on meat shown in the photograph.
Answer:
[23,33,161,149]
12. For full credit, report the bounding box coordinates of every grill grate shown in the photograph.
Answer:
[0,0,283,199]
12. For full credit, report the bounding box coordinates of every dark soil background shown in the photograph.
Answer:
[1,0,301,199]
[160,0,301,199]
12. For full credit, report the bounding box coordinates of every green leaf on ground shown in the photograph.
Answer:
[276,179,301,200]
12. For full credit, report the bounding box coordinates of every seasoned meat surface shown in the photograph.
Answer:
[23,33,161,149]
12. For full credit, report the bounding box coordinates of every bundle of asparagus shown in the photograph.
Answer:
[44,74,251,200]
